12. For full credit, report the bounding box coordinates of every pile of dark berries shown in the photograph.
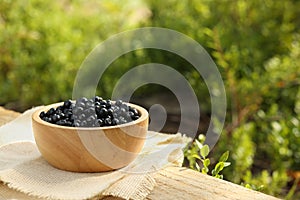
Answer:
[39,96,141,127]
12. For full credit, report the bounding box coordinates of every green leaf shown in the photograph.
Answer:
[223,162,231,167]
[214,174,221,179]
[202,166,209,174]
[245,184,252,189]
[219,151,229,162]
[214,162,225,173]
[211,169,217,176]
[191,154,201,159]
[203,158,210,167]
[200,145,209,158]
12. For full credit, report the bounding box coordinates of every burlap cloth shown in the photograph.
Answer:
[0,107,190,200]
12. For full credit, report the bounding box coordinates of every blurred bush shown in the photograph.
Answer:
[0,0,149,109]
[1,0,300,198]
[145,0,300,198]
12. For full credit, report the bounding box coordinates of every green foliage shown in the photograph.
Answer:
[146,0,300,198]
[184,134,230,179]
[285,178,300,200]
[1,0,300,198]
[0,0,149,110]
[242,170,289,196]
[228,123,256,183]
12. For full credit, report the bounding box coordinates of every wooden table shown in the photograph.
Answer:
[0,107,280,200]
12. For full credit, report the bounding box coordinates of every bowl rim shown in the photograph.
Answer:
[32,101,149,130]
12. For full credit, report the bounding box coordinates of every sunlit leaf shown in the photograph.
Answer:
[223,162,231,167]
[214,162,224,173]
[219,151,229,162]
[203,158,210,167]
[200,145,209,158]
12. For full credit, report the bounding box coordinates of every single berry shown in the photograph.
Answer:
[116,99,123,106]
[104,118,112,126]
[80,120,87,127]
[94,96,102,102]
[47,108,55,116]
[51,114,60,123]
[40,111,46,119]
[99,108,108,118]
[112,118,119,125]
[63,100,72,108]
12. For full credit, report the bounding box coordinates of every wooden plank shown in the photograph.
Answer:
[147,167,280,200]
[0,107,280,200]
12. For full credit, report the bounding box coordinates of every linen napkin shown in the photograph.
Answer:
[0,107,190,200]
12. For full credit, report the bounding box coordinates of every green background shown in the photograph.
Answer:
[1,0,299,198]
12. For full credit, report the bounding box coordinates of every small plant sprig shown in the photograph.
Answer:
[184,134,231,179]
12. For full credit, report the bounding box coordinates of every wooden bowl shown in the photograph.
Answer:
[32,102,148,172]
